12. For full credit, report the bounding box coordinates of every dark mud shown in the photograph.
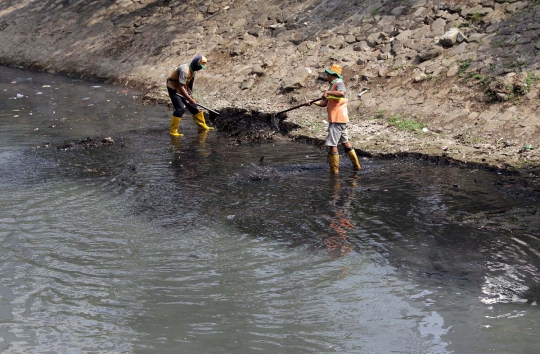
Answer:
[35,136,121,151]
[230,162,328,183]
[209,108,300,144]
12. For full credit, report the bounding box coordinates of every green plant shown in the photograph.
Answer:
[491,40,503,48]
[470,10,485,24]
[371,8,379,16]
[458,59,471,76]
[460,130,485,145]
[472,73,492,85]
[434,71,447,83]
[524,71,540,92]
[502,60,519,70]
[369,109,386,120]
[387,114,427,132]
[505,84,516,99]
[485,89,496,101]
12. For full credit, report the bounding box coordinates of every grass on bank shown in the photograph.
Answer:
[388,114,428,132]
[369,110,428,132]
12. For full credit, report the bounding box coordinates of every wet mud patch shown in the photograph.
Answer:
[210,108,300,144]
[25,136,135,182]
[230,162,328,183]
[35,136,123,151]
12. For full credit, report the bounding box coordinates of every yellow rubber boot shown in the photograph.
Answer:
[347,148,361,171]
[169,116,184,137]
[193,111,214,131]
[328,153,339,174]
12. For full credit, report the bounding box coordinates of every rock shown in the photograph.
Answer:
[366,32,380,47]
[281,70,310,92]
[252,64,264,76]
[430,18,446,36]
[418,45,443,61]
[248,27,263,37]
[207,4,220,14]
[439,28,461,47]
[272,26,287,37]
[395,30,412,42]
[230,43,248,56]
[450,42,467,55]
[353,41,370,52]
[391,6,407,16]
[241,78,255,90]
[377,52,392,60]
[413,73,429,82]
[345,35,357,44]
[232,18,247,29]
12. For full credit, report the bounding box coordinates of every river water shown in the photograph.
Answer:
[0,66,539,353]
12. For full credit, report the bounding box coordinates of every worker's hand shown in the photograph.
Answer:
[305,100,312,106]
[323,91,330,98]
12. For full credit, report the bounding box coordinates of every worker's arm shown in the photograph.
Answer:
[178,85,196,105]
[324,90,345,98]
[307,96,328,107]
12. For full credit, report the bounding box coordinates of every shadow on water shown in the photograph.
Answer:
[1,66,540,353]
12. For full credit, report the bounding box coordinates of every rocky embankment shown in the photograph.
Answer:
[1,0,540,173]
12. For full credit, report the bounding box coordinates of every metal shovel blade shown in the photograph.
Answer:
[272,114,279,130]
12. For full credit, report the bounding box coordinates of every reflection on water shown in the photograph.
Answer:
[1,66,540,353]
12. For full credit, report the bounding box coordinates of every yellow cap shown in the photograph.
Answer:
[325,64,343,78]
[201,56,207,65]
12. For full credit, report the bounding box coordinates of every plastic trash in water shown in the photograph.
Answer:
[43,85,51,88]
[36,92,43,95]
[16,94,24,98]
[91,86,102,88]
[81,97,90,100]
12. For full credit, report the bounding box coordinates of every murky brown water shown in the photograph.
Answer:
[1,66,539,353]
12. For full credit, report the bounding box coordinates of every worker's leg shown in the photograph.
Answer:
[167,87,186,137]
[184,99,214,131]
[326,123,341,174]
[342,142,361,171]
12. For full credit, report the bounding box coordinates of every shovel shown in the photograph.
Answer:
[271,97,323,129]
[176,93,220,119]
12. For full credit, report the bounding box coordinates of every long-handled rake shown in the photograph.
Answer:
[271,98,323,129]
